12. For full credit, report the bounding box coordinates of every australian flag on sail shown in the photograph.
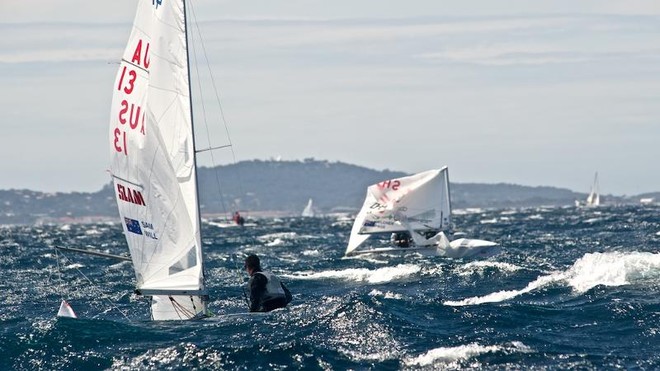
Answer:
[124,217,143,235]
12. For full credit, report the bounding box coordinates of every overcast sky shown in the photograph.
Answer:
[1,0,659,196]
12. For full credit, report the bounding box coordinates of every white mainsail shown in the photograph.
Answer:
[586,172,600,207]
[109,0,207,320]
[302,198,315,217]
[345,167,452,255]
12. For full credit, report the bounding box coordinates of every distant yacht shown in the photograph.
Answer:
[576,172,600,207]
[301,198,315,217]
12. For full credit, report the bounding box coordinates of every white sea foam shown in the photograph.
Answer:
[257,232,297,241]
[265,238,286,247]
[456,261,523,277]
[444,272,562,306]
[301,249,321,256]
[565,251,660,293]
[452,208,483,215]
[445,252,660,306]
[369,289,403,299]
[404,342,531,366]
[283,264,420,284]
[84,228,102,235]
[207,221,240,229]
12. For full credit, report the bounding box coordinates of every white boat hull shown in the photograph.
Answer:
[347,238,499,258]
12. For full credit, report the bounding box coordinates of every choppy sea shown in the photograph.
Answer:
[2,205,660,370]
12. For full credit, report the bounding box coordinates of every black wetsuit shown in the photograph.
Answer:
[248,270,292,312]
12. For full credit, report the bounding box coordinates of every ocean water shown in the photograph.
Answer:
[2,205,660,370]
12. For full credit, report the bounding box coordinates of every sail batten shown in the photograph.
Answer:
[109,0,207,320]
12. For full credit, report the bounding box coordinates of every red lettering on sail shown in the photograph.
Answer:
[131,39,150,68]
[117,184,146,206]
[128,104,141,130]
[113,128,126,155]
[378,179,401,190]
[140,113,146,135]
[119,100,128,125]
[143,42,150,68]
[117,66,136,94]
[118,100,145,131]
[117,184,127,201]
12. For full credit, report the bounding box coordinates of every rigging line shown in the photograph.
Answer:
[169,296,197,319]
[187,4,231,220]
[49,245,66,300]
[232,255,250,308]
[188,1,247,216]
[57,251,131,321]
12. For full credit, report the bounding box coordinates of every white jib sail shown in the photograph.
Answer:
[109,0,207,320]
[345,167,451,255]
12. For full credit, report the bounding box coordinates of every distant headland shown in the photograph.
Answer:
[0,159,657,224]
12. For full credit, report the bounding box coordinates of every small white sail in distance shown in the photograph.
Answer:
[56,300,77,319]
[586,172,600,207]
[302,198,315,217]
[108,0,208,320]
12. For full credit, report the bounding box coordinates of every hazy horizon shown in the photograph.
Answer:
[2,1,659,195]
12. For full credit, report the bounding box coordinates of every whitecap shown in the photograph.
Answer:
[445,251,660,306]
[257,232,297,241]
[65,263,84,269]
[456,261,523,277]
[565,251,660,293]
[283,264,420,284]
[265,238,286,247]
[369,289,403,299]
[404,342,531,367]
[444,272,562,306]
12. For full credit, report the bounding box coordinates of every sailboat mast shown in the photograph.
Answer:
[445,167,452,230]
[182,0,207,289]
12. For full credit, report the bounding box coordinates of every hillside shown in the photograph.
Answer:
[0,159,635,224]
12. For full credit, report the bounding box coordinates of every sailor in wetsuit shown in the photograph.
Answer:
[390,232,412,247]
[244,254,292,312]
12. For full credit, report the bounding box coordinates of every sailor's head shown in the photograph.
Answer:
[244,254,261,274]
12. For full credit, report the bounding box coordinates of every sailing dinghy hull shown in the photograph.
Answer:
[347,239,499,258]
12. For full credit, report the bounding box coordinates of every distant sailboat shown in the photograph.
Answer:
[585,172,600,207]
[345,167,498,258]
[108,0,210,320]
[301,198,315,217]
